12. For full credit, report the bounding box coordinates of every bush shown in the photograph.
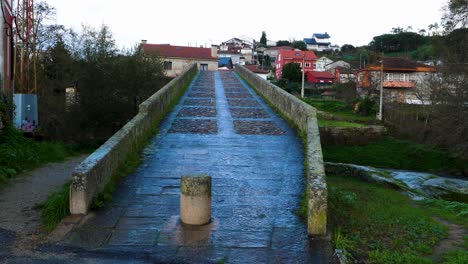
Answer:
[0,90,14,127]
[353,96,377,116]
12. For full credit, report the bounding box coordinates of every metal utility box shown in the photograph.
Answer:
[13,93,38,129]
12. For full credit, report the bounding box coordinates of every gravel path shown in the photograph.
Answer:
[0,155,87,244]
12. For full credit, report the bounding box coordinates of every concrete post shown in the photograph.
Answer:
[180,175,211,225]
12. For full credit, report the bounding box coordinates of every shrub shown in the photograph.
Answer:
[353,96,377,116]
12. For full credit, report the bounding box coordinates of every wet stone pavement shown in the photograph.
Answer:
[49,71,332,263]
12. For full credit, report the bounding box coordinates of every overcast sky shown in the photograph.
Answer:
[44,0,447,49]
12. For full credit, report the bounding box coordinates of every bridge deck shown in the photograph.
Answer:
[63,71,330,263]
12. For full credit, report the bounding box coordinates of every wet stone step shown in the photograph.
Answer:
[230,108,269,119]
[227,99,260,107]
[183,98,216,107]
[169,119,218,134]
[225,93,253,99]
[177,107,217,118]
[187,92,216,98]
[233,120,285,135]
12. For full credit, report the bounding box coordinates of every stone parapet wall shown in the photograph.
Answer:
[70,64,197,215]
[319,125,387,146]
[235,65,327,235]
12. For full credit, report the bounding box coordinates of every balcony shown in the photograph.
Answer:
[383,81,416,89]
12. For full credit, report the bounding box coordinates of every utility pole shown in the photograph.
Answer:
[377,52,384,120]
[301,53,305,98]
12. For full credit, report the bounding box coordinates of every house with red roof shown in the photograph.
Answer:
[356,57,436,104]
[275,50,318,80]
[307,71,335,85]
[141,41,218,77]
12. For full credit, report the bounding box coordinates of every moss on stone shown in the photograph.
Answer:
[180,175,212,197]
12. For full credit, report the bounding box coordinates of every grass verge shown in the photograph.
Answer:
[323,137,468,175]
[0,126,88,186]
[36,183,70,232]
[303,98,377,123]
[328,174,447,263]
[318,119,366,128]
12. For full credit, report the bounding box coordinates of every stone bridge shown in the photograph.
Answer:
[66,65,328,263]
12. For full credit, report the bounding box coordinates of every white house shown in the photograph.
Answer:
[304,33,331,52]
[315,56,334,71]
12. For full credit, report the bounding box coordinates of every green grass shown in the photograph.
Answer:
[440,250,468,264]
[323,137,468,174]
[328,174,447,263]
[303,98,377,123]
[417,199,468,228]
[318,119,366,128]
[36,183,70,232]
[0,127,85,186]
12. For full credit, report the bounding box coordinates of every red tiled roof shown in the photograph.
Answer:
[243,65,270,74]
[308,71,335,79]
[266,46,294,51]
[142,44,217,61]
[366,57,436,72]
[278,50,317,60]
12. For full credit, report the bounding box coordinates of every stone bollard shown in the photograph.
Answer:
[180,175,211,225]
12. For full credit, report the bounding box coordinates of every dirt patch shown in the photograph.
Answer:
[430,217,466,262]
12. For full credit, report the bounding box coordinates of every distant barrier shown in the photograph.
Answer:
[235,65,327,235]
[70,64,197,214]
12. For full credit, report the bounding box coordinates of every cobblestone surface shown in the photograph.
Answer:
[177,107,217,118]
[54,71,332,263]
[233,120,286,135]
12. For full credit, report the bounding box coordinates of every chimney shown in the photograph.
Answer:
[211,45,218,58]
[141,39,147,44]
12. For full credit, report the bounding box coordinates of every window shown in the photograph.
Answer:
[164,61,172,70]
[200,64,208,71]
[305,62,311,68]
[385,73,393,81]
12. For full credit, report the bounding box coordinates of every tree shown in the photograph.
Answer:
[340,44,356,53]
[276,40,291,46]
[281,62,302,82]
[369,32,429,53]
[260,31,267,47]
[442,0,468,31]
[292,40,307,51]
[263,55,271,67]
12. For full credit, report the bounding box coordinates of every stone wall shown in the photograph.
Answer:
[70,64,198,215]
[319,125,387,146]
[235,65,327,235]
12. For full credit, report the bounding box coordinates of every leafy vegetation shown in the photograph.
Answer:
[418,199,468,227]
[318,119,365,128]
[281,62,302,82]
[440,250,468,264]
[303,98,377,123]
[328,175,447,263]
[0,127,82,185]
[36,183,70,232]
[323,137,468,174]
